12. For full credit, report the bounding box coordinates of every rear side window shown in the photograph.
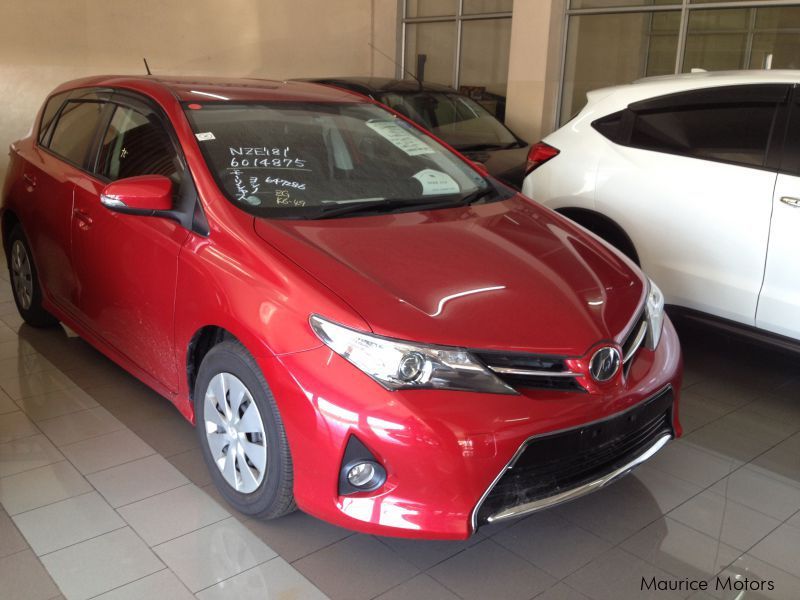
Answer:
[96,105,180,183]
[48,101,106,167]
[629,103,776,168]
[37,91,70,145]
[592,85,787,169]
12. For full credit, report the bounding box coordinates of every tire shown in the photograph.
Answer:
[7,225,58,327]
[194,339,296,519]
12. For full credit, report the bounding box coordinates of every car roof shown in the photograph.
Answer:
[586,69,800,109]
[297,76,456,96]
[52,75,365,104]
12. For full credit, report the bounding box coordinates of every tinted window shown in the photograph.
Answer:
[592,110,625,143]
[38,91,70,146]
[97,106,180,183]
[629,102,777,168]
[378,92,518,150]
[48,101,105,166]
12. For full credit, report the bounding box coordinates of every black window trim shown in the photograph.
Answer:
[98,89,208,235]
[592,83,793,174]
[777,84,800,178]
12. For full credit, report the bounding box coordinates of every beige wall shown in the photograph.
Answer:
[505,0,563,144]
[0,0,398,181]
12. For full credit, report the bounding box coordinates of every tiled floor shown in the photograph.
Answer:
[1,267,799,599]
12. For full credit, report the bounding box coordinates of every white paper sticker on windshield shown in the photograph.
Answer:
[365,121,435,156]
[195,132,216,141]
[413,169,460,196]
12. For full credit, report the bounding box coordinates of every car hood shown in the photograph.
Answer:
[253,196,645,355]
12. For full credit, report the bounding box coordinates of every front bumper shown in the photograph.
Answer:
[261,317,682,539]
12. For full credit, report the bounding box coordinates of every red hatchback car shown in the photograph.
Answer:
[1,76,682,539]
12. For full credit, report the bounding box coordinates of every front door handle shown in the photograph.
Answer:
[73,208,93,229]
[22,173,36,190]
[780,196,800,208]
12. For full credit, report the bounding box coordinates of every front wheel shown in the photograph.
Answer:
[7,225,58,327]
[194,340,296,519]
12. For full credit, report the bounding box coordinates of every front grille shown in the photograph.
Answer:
[475,387,674,525]
[473,351,584,393]
[621,310,648,375]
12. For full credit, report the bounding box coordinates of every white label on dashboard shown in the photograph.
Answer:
[365,121,435,156]
[413,169,460,196]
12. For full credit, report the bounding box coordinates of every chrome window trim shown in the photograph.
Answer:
[469,384,674,532]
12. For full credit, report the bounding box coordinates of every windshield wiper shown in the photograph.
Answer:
[457,186,496,206]
[313,197,463,220]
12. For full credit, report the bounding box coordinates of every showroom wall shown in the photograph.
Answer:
[0,0,398,182]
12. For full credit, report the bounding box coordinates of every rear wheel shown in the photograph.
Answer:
[194,340,296,518]
[7,226,58,327]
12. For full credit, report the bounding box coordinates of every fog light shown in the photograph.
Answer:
[339,436,387,495]
[347,462,377,487]
[397,352,425,382]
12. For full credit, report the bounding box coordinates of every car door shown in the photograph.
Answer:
[595,84,789,326]
[19,91,110,315]
[70,95,190,392]
[756,86,800,341]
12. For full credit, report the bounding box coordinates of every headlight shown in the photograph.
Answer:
[310,315,515,394]
[644,278,665,350]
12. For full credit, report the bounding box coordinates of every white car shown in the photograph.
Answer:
[523,70,800,349]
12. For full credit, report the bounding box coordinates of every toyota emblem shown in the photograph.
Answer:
[589,347,621,382]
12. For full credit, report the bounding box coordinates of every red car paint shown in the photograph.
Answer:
[1,76,682,539]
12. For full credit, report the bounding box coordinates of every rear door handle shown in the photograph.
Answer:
[22,173,36,189]
[780,196,800,208]
[73,208,93,229]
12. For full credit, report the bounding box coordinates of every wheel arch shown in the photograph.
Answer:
[1,209,21,259]
[186,325,240,406]
[555,207,640,265]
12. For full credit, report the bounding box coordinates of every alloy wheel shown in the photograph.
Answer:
[203,372,268,493]
[11,240,33,310]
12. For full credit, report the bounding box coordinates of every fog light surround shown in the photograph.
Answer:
[339,436,387,495]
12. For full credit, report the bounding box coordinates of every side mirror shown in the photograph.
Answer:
[100,175,173,215]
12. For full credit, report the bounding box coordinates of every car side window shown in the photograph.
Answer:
[593,86,788,169]
[629,103,776,168]
[37,91,71,146]
[96,105,181,184]
[47,101,106,167]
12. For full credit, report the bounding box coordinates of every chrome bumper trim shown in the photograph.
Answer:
[485,433,671,524]
[487,366,583,378]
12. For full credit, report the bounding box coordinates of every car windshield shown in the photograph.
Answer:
[376,92,519,151]
[184,101,494,219]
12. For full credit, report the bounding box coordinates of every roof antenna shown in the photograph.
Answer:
[368,42,422,91]
[143,58,152,76]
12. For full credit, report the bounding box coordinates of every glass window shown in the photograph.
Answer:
[38,92,70,146]
[96,106,180,183]
[379,92,518,150]
[183,102,491,220]
[570,0,678,9]
[683,9,749,71]
[48,101,105,167]
[463,0,513,13]
[404,22,457,87]
[629,98,777,167]
[406,0,457,18]
[561,12,679,122]
[459,18,512,118]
